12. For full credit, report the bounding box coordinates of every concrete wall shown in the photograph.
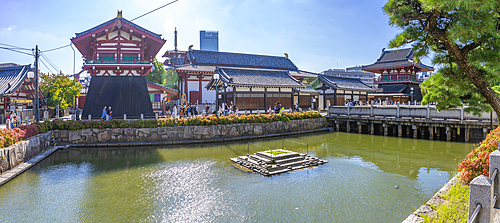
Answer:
[54,118,327,144]
[0,132,52,173]
[330,105,498,121]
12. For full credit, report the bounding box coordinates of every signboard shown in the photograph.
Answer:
[11,99,33,103]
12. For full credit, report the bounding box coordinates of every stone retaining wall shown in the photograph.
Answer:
[0,132,52,173]
[54,118,327,144]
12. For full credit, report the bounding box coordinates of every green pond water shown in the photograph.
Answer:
[0,132,475,222]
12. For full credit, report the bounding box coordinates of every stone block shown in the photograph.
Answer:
[228,127,238,137]
[193,126,203,136]
[469,175,493,223]
[146,133,161,142]
[68,130,82,142]
[157,127,168,135]
[414,205,437,218]
[254,125,263,135]
[124,128,135,136]
[111,128,123,135]
[81,129,92,136]
[86,136,97,143]
[402,214,424,223]
[183,128,194,139]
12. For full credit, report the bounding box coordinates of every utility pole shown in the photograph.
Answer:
[34,45,40,122]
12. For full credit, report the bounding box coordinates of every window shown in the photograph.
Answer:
[123,54,137,61]
[100,54,114,60]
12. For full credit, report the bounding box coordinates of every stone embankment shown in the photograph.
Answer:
[0,132,52,175]
[54,118,327,145]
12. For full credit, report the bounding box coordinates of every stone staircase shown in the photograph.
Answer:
[230,149,328,176]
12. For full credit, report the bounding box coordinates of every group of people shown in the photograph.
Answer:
[101,106,113,120]
[7,108,20,129]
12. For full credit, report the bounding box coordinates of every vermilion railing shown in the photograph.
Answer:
[85,60,150,64]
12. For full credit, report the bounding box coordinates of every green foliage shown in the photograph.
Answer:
[19,111,323,135]
[163,68,179,88]
[421,69,493,116]
[423,177,469,223]
[146,58,166,85]
[458,126,500,185]
[40,72,82,110]
[384,0,500,115]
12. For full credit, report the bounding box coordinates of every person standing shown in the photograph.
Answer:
[101,106,107,120]
[205,103,210,116]
[274,101,281,114]
[107,107,112,120]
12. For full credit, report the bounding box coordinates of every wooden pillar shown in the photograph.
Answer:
[383,123,388,136]
[291,88,294,111]
[392,125,397,136]
[198,75,203,103]
[346,121,350,132]
[429,126,434,140]
[380,124,384,135]
[413,125,418,139]
[483,128,488,140]
[358,122,362,133]
[465,127,470,142]
[370,122,374,135]
[334,89,337,106]
[264,87,268,110]
[335,121,340,131]
[232,86,236,106]
[446,127,451,141]
[452,128,457,140]
[398,124,402,137]
[421,126,426,138]
[436,127,440,139]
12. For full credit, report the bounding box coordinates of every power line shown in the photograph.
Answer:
[40,52,61,73]
[0,43,31,51]
[0,46,33,56]
[41,44,71,52]
[131,0,178,21]
[39,57,54,74]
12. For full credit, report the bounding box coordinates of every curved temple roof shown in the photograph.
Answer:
[0,64,31,95]
[318,74,375,92]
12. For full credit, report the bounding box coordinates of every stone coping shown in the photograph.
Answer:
[402,175,460,223]
[0,145,65,186]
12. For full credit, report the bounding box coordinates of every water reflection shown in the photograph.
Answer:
[0,132,475,223]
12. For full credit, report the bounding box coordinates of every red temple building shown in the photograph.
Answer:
[71,11,166,118]
[361,48,434,103]
[0,64,43,120]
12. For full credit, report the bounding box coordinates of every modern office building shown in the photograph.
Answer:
[200,30,219,52]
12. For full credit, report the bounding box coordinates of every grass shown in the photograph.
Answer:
[268,150,289,156]
[423,179,469,223]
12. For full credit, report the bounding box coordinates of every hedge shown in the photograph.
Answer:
[459,126,500,184]
[18,111,322,139]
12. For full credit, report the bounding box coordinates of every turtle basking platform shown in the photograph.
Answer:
[230,149,328,176]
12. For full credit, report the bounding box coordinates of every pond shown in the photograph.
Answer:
[0,132,474,222]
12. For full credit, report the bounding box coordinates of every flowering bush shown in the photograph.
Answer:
[18,111,322,135]
[459,127,500,185]
[0,128,25,148]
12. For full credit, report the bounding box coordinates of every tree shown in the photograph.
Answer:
[40,72,82,110]
[146,58,166,85]
[162,68,179,89]
[384,0,500,118]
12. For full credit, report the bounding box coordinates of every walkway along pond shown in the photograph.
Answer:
[0,131,475,222]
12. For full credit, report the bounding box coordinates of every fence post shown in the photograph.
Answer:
[155,112,159,120]
[347,106,350,116]
[397,103,400,118]
[468,175,493,223]
[370,104,373,117]
[6,119,10,129]
[491,149,500,208]
[88,114,91,121]
[140,113,144,120]
[55,105,59,119]
[427,104,430,119]
[460,106,464,120]
[124,114,127,120]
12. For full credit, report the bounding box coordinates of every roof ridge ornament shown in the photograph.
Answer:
[117,10,123,18]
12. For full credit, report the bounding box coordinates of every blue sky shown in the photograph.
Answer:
[0,0,428,75]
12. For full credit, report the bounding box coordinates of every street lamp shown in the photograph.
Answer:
[213,73,220,117]
[410,87,414,105]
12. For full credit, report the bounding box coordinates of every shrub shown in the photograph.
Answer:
[16,111,323,140]
[0,128,26,148]
[458,127,500,185]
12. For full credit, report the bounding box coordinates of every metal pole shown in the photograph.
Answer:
[34,45,40,122]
